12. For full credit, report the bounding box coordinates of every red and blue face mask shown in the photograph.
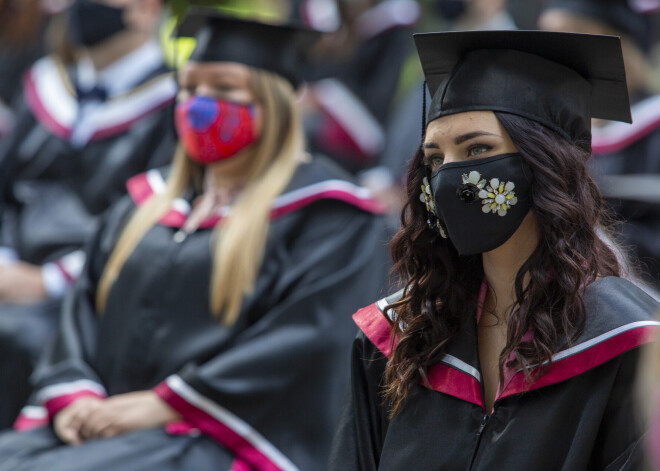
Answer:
[175,95,257,165]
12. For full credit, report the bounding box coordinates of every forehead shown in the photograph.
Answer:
[179,61,251,80]
[425,111,501,138]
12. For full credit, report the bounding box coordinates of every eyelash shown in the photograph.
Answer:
[467,144,492,156]
[423,143,495,169]
[181,83,236,94]
[423,155,444,167]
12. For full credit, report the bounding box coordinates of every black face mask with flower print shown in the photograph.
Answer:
[429,153,534,255]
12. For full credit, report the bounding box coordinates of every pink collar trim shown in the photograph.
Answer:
[353,287,660,411]
[127,169,386,229]
[592,94,660,155]
[23,56,175,145]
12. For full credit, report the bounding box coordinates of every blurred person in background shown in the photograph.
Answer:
[0,9,388,470]
[293,0,420,174]
[0,0,176,429]
[539,0,660,287]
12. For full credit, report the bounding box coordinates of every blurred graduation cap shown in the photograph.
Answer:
[542,0,657,51]
[176,7,321,88]
[414,30,631,146]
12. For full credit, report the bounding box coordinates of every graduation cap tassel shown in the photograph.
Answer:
[421,80,427,140]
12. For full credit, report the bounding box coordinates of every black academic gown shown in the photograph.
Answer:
[329,277,660,471]
[0,156,389,471]
[590,94,660,287]
[0,54,177,429]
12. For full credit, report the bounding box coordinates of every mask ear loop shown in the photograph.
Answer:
[419,81,447,239]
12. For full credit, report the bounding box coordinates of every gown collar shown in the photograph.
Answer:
[127,162,386,229]
[354,276,659,411]
[22,54,175,145]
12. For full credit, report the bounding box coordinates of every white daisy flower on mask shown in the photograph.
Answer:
[478,178,518,216]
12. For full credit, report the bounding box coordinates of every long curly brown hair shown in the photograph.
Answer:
[383,112,624,416]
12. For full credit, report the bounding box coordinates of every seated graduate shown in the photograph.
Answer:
[0,0,176,429]
[328,31,660,470]
[0,8,388,471]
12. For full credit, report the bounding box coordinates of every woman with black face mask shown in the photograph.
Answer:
[328,30,660,470]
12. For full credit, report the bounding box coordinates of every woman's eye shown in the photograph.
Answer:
[468,145,491,157]
[216,84,236,93]
[424,155,444,171]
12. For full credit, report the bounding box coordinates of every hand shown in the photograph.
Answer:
[54,396,104,445]
[77,391,181,441]
[0,261,47,303]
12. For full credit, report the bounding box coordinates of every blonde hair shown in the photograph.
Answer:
[96,67,303,324]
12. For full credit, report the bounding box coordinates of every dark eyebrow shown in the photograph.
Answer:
[422,131,499,150]
[455,131,498,145]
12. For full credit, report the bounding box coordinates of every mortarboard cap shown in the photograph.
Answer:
[542,0,656,51]
[177,8,321,88]
[414,30,631,145]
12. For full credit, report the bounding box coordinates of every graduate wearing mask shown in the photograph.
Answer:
[0,9,388,471]
[328,31,660,470]
[0,0,176,430]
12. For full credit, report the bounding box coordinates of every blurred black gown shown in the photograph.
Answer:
[0,156,389,470]
[590,94,660,287]
[329,277,659,470]
[0,53,176,429]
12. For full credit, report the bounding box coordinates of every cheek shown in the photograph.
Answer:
[176,90,190,102]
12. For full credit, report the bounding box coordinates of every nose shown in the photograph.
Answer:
[441,152,462,165]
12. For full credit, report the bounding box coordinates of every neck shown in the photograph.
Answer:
[202,148,254,195]
[83,31,150,72]
[481,211,539,318]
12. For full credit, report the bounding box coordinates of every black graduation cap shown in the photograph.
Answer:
[176,8,321,88]
[542,0,654,51]
[414,30,631,145]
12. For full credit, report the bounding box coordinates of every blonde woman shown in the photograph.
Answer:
[0,10,387,471]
